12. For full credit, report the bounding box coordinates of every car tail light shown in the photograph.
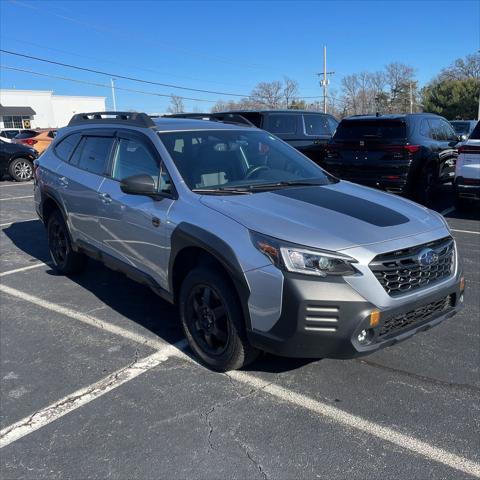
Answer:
[458,145,480,154]
[384,145,420,154]
[23,138,38,146]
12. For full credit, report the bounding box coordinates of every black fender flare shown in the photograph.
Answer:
[169,222,252,330]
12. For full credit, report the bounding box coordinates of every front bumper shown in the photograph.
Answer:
[248,270,464,359]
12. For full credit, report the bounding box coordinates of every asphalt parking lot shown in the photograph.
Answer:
[0,179,479,480]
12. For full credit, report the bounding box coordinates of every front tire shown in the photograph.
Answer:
[415,164,437,206]
[47,210,86,274]
[179,267,259,371]
[9,158,33,182]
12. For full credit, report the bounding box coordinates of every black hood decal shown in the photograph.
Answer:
[274,187,409,227]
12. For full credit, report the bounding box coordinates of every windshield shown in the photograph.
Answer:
[158,129,334,192]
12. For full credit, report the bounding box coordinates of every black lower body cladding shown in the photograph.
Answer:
[247,271,464,359]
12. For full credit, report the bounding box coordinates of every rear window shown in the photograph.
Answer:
[1,130,19,139]
[470,122,480,140]
[334,120,407,140]
[14,131,38,139]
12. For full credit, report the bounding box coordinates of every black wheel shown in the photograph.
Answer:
[179,267,259,371]
[47,210,86,274]
[415,164,437,206]
[9,158,33,182]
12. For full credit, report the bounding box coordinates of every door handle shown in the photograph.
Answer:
[98,192,112,204]
[58,176,69,187]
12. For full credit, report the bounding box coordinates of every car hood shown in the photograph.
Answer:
[200,181,446,251]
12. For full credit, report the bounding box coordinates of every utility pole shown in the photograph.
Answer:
[409,82,413,114]
[110,78,117,111]
[316,46,334,113]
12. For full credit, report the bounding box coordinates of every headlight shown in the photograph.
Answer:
[250,231,358,277]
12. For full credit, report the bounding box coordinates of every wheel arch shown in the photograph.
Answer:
[169,223,252,330]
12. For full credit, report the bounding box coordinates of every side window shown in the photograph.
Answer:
[54,133,82,162]
[440,120,457,141]
[76,136,114,175]
[327,116,338,134]
[420,119,432,138]
[112,138,160,185]
[267,114,297,134]
[428,119,443,140]
[303,114,331,136]
[159,163,174,195]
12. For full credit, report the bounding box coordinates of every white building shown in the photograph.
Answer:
[0,90,106,129]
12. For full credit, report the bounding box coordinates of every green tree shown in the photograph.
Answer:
[422,78,480,119]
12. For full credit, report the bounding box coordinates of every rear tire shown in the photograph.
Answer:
[179,267,259,371]
[415,164,437,206]
[47,210,86,274]
[9,158,33,182]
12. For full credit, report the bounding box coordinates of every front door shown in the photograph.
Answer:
[97,131,175,289]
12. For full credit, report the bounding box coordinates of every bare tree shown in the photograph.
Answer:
[341,74,360,115]
[283,77,299,108]
[167,95,185,114]
[385,63,416,112]
[251,81,283,108]
[439,53,480,80]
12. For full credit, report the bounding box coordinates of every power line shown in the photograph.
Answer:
[7,0,270,70]
[0,48,324,101]
[0,65,218,103]
[0,49,253,98]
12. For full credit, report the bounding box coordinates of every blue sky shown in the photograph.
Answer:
[0,0,478,112]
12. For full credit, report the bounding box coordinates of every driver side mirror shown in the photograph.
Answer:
[120,174,157,198]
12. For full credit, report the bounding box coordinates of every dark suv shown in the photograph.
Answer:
[166,110,338,164]
[322,113,461,204]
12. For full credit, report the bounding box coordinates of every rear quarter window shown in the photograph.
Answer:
[303,114,332,136]
[54,133,82,161]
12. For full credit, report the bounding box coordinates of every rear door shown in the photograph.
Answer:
[428,118,458,182]
[97,130,175,289]
[55,131,115,247]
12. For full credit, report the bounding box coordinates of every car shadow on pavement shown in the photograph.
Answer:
[2,220,313,373]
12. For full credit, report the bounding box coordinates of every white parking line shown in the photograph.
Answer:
[0,284,170,352]
[0,343,185,449]
[0,195,34,201]
[1,283,479,477]
[0,218,38,228]
[440,206,455,216]
[229,371,480,479]
[0,182,33,188]
[0,263,50,277]
[451,228,480,235]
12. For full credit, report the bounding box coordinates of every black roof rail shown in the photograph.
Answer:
[163,112,255,127]
[68,111,155,128]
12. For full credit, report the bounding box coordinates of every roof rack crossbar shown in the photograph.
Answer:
[162,112,255,127]
[68,111,155,128]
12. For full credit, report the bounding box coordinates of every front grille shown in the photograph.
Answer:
[379,295,453,337]
[369,237,455,297]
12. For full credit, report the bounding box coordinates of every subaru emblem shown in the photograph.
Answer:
[417,248,438,267]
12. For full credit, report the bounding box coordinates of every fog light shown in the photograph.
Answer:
[357,329,374,345]
[460,294,464,303]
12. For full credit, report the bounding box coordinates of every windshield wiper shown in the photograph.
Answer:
[192,187,252,195]
[246,180,326,190]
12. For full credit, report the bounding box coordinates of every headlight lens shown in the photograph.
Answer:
[250,231,358,277]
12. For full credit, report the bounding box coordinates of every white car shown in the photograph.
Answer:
[455,121,480,210]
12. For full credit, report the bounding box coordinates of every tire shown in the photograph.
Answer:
[415,164,437,206]
[179,267,259,371]
[47,210,86,274]
[9,158,33,182]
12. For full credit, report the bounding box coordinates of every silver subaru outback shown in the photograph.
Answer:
[34,112,465,371]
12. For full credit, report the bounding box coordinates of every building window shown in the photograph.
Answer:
[3,116,24,128]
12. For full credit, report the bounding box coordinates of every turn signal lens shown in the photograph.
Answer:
[370,310,381,327]
[460,277,465,292]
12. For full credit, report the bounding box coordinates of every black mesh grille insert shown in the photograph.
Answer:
[379,295,453,338]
